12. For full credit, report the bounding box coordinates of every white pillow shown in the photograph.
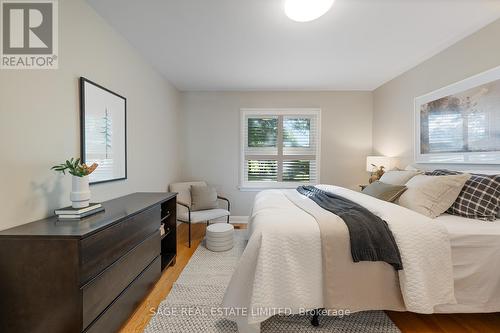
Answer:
[379,170,421,185]
[404,165,422,172]
[397,174,471,218]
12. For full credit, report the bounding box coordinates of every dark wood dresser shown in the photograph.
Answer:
[0,192,177,333]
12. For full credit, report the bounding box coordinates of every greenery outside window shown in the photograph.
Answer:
[240,109,321,189]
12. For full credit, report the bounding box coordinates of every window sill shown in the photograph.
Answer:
[238,183,316,192]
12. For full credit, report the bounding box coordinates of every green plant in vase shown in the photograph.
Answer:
[51,158,98,208]
[51,158,98,177]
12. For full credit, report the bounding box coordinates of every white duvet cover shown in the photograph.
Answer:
[222,185,463,333]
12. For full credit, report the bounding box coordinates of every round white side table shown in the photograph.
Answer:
[206,223,234,252]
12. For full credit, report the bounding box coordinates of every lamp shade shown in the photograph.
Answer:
[366,156,395,172]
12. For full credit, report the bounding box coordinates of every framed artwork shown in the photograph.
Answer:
[80,77,127,184]
[415,66,500,164]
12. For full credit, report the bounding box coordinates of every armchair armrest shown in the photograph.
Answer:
[176,201,191,211]
[176,201,191,222]
[217,196,230,212]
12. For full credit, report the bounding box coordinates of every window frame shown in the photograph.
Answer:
[239,108,321,190]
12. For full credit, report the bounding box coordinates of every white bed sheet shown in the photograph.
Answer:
[435,214,500,313]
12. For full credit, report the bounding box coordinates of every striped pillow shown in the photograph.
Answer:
[429,169,500,221]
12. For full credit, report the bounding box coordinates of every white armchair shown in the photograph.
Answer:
[169,181,230,247]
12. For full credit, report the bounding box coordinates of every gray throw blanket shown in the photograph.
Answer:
[297,185,403,270]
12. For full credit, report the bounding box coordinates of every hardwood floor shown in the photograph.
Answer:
[386,311,500,333]
[120,223,500,333]
[119,222,210,333]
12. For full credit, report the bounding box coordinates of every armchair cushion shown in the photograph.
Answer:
[169,181,207,217]
[191,185,218,211]
[169,181,207,207]
[177,209,230,223]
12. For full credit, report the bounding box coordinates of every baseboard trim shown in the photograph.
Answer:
[228,216,249,224]
[176,216,249,226]
[210,215,249,224]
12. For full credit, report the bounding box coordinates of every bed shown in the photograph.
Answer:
[222,185,500,333]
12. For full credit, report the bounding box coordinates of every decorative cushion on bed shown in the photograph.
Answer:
[361,181,407,202]
[190,185,218,211]
[404,165,422,172]
[397,174,471,218]
[379,170,421,185]
[428,169,500,221]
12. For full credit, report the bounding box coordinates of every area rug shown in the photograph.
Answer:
[145,230,401,333]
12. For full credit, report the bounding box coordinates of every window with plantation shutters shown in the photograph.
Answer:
[240,109,321,189]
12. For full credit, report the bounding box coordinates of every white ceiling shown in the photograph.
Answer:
[87,0,500,91]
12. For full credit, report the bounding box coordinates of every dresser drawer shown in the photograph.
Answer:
[84,257,161,333]
[80,205,161,284]
[82,232,160,329]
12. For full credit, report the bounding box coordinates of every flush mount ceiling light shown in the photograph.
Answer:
[284,0,335,22]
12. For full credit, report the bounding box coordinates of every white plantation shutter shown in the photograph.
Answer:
[241,109,321,189]
[282,160,315,182]
[245,160,278,182]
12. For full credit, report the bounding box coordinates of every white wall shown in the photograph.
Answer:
[180,91,373,216]
[373,18,500,172]
[0,0,181,231]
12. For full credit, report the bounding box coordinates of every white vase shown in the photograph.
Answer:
[70,175,91,208]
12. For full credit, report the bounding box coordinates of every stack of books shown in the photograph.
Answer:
[55,203,104,220]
